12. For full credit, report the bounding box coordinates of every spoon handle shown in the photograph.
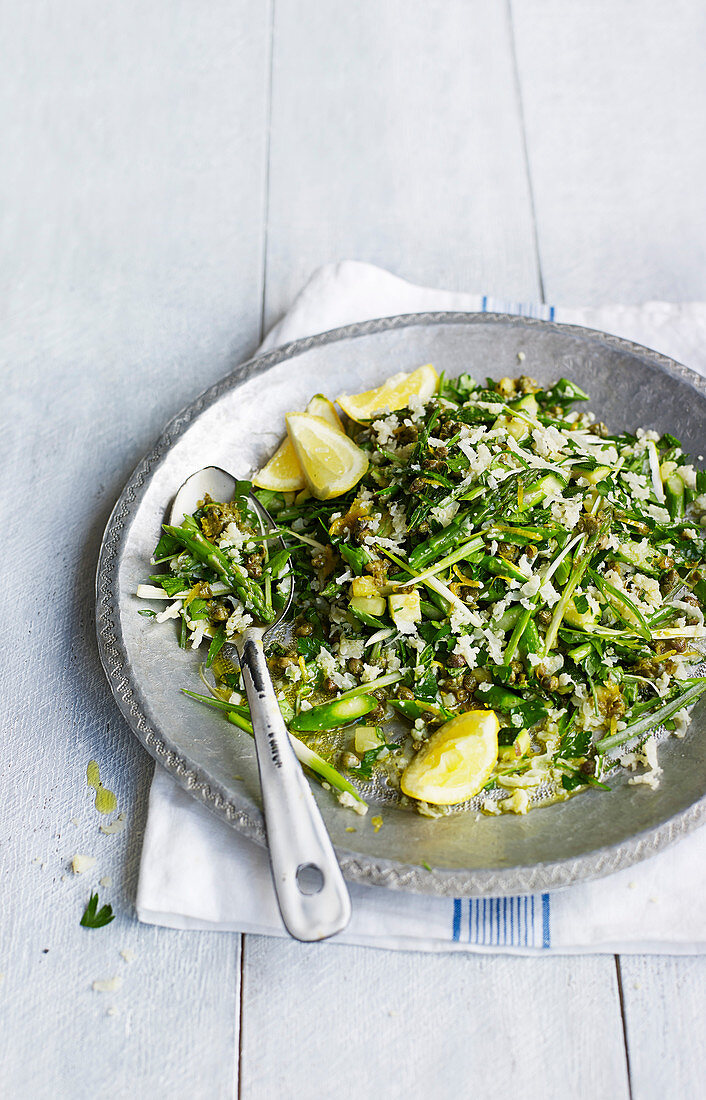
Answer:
[238,631,352,941]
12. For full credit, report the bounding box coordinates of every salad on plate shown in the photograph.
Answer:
[138,364,706,819]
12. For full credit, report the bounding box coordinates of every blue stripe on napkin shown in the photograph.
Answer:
[450,895,551,948]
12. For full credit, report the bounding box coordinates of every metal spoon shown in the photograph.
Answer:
[171,466,351,942]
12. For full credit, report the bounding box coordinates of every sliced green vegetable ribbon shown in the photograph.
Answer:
[597,679,706,753]
[182,689,366,806]
[587,568,651,642]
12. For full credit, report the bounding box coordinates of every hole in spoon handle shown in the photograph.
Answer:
[296,863,325,895]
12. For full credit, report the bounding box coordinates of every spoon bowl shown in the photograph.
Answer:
[169,465,294,640]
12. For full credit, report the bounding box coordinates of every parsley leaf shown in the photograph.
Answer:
[559,765,611,792]
[151,530,182,563]
[148,574,190,597]
[187,598,210,621]
[542,378,589,406]
[296,634,323,661]
[349,743,397,780]
[253,488,286,514]
[80,892,115,929]
[558,713,592,759]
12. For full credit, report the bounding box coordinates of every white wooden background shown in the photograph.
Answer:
[2,2,706,1096]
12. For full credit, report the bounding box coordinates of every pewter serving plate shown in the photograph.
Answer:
[96,313,706,896]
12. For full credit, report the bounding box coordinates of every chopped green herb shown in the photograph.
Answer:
[80,893,115,929]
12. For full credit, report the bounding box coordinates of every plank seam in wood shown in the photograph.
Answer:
[259,0,277,344]
[614,955,635,1100]
[506,0,546,304]
[237,936,246,1100]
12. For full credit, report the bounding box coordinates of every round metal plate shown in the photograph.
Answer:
[95,312,706,896]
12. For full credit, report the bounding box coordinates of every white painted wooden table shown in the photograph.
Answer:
[3,3,706,1096]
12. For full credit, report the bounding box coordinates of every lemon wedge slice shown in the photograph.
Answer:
[252,436,306,492]
[306,393,345,432]
[253,394,345,492]
[286,412,369,500]
[401,710,499,805]
[337,363,439,422]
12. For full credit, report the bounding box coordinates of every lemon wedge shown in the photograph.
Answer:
[337,363,439,422]
[306,393,345,432]
[252,436,306,492]
[286,412,369,500]
[401,710,499,805]
[252,394,344,492]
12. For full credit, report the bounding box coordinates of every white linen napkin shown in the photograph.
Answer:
[137,261,706,952]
